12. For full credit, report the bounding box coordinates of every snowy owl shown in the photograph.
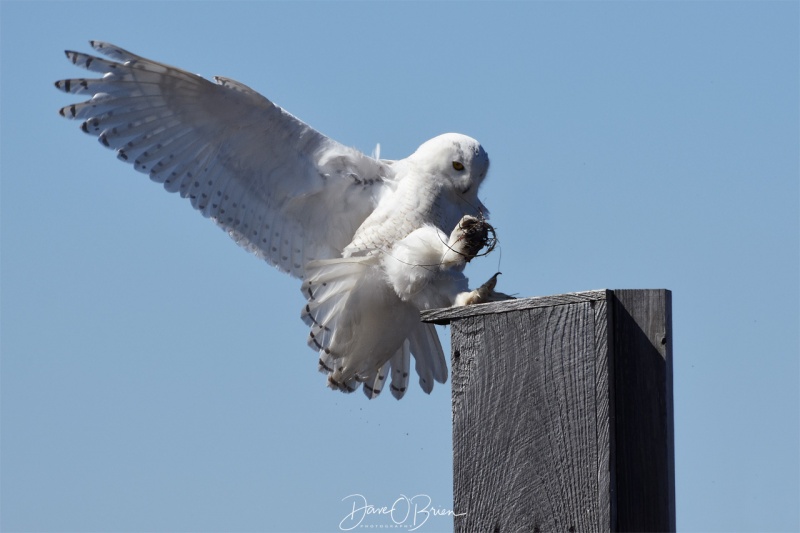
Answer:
[55,41,509,399]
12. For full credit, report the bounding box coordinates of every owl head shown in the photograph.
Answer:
[410,133,490,196]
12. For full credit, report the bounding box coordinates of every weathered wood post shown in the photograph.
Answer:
[421,289,674,533]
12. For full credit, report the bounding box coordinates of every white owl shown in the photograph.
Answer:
[56,41,508,399]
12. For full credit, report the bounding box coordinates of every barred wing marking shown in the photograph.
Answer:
[56,41,393,277]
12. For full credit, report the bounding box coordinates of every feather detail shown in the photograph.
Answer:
[389,341,411,400]
[362,361,389,399]
[408,322,448,393]
[301,257,420,396]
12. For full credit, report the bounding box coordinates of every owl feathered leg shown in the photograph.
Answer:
[382,216,512,311]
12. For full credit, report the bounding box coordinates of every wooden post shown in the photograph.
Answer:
[421,289,674,533]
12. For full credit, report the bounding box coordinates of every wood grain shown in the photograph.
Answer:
[444,289,674,533]
[450,298,608,531]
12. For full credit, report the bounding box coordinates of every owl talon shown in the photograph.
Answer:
[455,272,514,306]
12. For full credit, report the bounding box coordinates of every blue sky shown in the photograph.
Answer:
[2,1,798,532]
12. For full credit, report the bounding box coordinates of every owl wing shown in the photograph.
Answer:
[55,41,394,278]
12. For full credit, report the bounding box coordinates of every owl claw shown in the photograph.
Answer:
[455,272,514,306]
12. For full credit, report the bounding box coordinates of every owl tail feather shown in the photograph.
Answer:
[300,257,446,400]
[408,322,448,393]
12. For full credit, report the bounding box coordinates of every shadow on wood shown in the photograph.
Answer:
[421,289,674,533]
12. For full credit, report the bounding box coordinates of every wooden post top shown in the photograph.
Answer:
[420,289,611,324]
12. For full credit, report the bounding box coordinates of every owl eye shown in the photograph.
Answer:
[452,161,465,171]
